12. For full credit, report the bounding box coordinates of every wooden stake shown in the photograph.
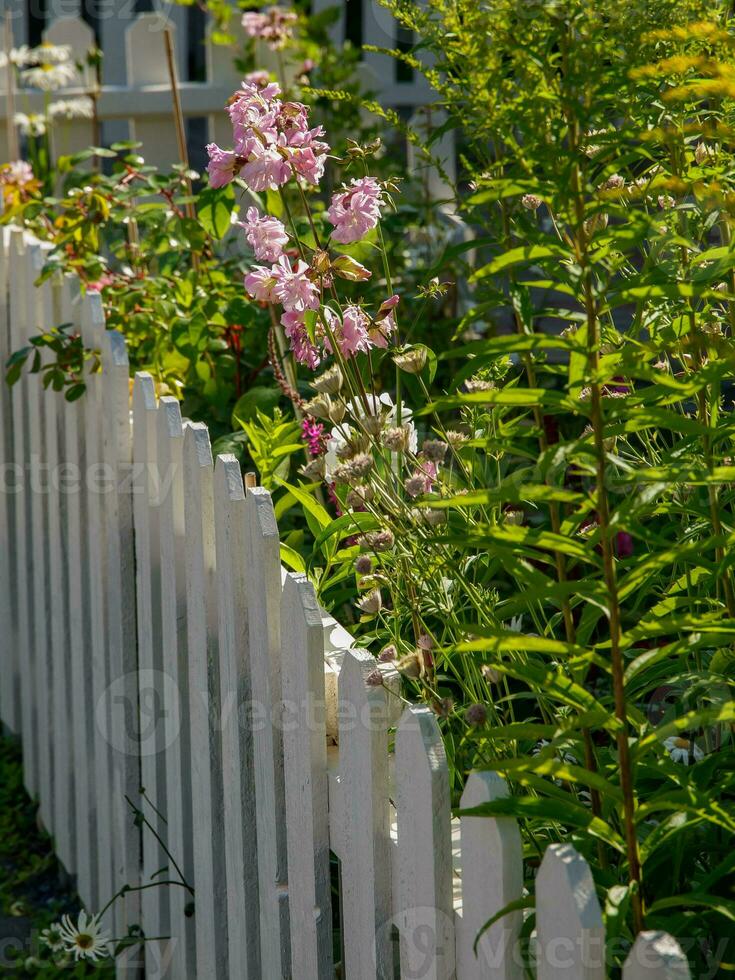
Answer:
[163,28,199,254]
[244,472,257,490]
[4,12,18,161]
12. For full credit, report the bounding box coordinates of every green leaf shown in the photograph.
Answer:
[471,244,569,281]
[198,184,234,239]
[280,543,306,573]
[275,479,333,532]
[232,387,281,426]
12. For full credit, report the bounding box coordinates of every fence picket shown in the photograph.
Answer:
[183,422,228,979]
[157,395,196,978]
[99,327,141,953]
[338,648,394,980]
[396,704,455,980]
[623,931,691,980]
[535,843,605,980]
[243,486,291,978]
[281,572,334,979]
[58,273,98,910]
[131,372,169,974]
[214,454,260,979]
[25,243,54,834]
[79,290,114,918]
[456,772,523,980]
[0,228,18,735]
[8,229,36,797]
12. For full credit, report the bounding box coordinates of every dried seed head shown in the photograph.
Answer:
[365,529,395,552]
[583,212,608,236]
[393,346,427,374]
[350,452,374,477]
[379,644,397,662]
[504,508,524,526]
[382,425,412,452]
[357,588,382,615]
[417,633,434,651]
[465,378,495,393]
[346,485,374,509]
[422,439,448,463]
[695,141,714,165]
[362,413,383,436]
[311,364,343,395]
[431,697,454,718]
[404,474,427,498]
[303,394,332,420]
[465,702,488,726]
[328,399,346,425]
[355,554,372,575]
[423,507,447,526]
[299,456,326,481]
[481,664,501,685]
[365,669,383,687]
[396,652,421,678]
[446,430,469,447]
[601,173,625,190]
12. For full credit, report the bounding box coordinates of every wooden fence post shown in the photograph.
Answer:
[623,931,691,980]
[338,647,394,980]
[157,395,196,978]
[535,843,605,980]
[244,486,291,977]
[456,772,523,980]
[395,704,455,980]
[183,422,228,979]
[214,454,260,978]
[281,572,334,978]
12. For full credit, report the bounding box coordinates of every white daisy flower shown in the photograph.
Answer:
[14,112,46,136]
[39,922,65,953]
[0,45,32,68]
[28,42,72,65]
[48,96,94,120]
[21,59,76,91]
[57,910,112,962]
[664,736,703,765]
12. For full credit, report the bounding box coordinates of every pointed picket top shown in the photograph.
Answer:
[536,843,605,980]
[80,288,106,349]
[456,771,523,980]
[243,484,291,978]
[396,704,455,980]
[213,452,260,979]
[623,932,691,980]
[132,372,156,421]
[44,16,96,89]
[125,13,173,86]
[339,647,393,980]
[281,571,334,978]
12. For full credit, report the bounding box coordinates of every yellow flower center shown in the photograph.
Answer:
[76,933,94,949]
[673,737,690,749]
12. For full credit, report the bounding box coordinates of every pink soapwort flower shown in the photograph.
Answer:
[243,70,275,91]
[239,141,291,191]
[282,311,321,369]
[241,6,298,50]
[240,206,288,262]
[301,417,326,456]
[244,265,277,303]
[205,143,241,188]
[338,306,372,357]
[272,256,320,312]
[326,176,384,244]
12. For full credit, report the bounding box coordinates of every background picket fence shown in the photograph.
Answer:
[0,6,456,189]
[0,224,690,979]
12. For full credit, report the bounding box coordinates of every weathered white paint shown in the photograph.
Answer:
[457,772,523,980]
[183,422,228,979]
[338,648,394,980]
[0,227,17,736]
[214,454,260,979]
[281,572,334,978]
[536,843,606,980]
[396,705,455,980]
[623,931,691,980]
[157,394,196,978]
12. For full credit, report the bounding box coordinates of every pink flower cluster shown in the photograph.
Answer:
[241,5,298,50]
[240,206,289,262]
[326,177,385,244]
[206,77,329,192]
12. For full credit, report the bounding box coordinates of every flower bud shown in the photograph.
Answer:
[396,651,421,678]
[583,212,608,236]
[299,456,326,481]
[481,664,501,685]
[383,425,412,452]
[695,141,714,165]
[346,485,374,509]
[422,439,448,463]
[521,193,542,211]
[379,644,397,662]
[393,346,427,374]
[423,507,447,526]
[365,529,395,552]
[355,554,372,575]
[328,399,346,425]
[431,697,454,718]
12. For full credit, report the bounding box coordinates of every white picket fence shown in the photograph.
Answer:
[0,224,689,979]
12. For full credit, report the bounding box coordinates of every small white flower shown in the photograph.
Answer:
[29,42,72,65]
[14,112,46,137]
[664,736,703,765]
[0,45,32,68]
[40,921,65,953]
[57,910,112,962]
[507,615,523,633]
[21,60,76,91]
[48,96,94,120]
